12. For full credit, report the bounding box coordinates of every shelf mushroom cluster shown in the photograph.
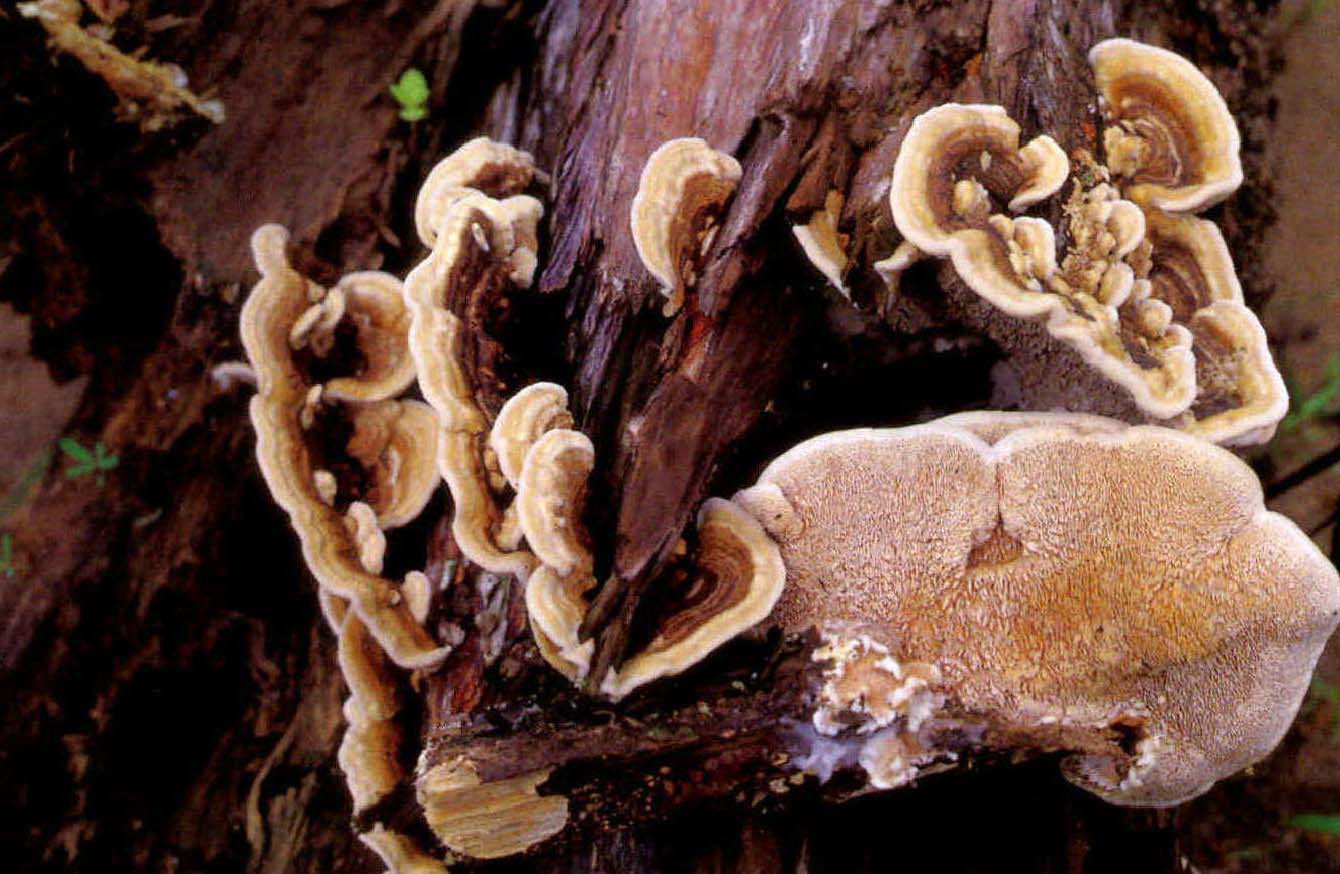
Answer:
[241,137,791,864]
[237,37,1339,867]
[241,224,448,835]
[872,38,1287,446]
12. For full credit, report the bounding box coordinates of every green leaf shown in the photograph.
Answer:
[1284,353,1340,431]
[0,533,12,578]
[58,437,93,465]
[389,68,430,119]
[1288,814,1340,835]
[94,443,119,471]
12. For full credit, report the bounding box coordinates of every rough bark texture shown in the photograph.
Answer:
[0,1,1284,872]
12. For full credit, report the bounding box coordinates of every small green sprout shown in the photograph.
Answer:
[59,438,119,487]
[0,533,13,578]
[1284,354,1340,432]
[389,68,430,122]
[1287,813,1340,836]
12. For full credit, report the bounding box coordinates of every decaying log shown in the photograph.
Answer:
[0,1,1283,872]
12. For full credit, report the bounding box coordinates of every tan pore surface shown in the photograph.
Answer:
[733,414,1340,805]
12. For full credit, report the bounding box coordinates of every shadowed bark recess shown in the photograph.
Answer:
[0,1,1280,872]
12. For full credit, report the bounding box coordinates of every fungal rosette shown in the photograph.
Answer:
[1090,38,1242,212]
[884,38,1287,445]
[889,104,1199,421]
[732,413,1340,805]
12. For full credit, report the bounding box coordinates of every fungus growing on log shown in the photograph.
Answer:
[1090,38,1243,212]
[792,190,851,297]
[600,499,786,700]
[889,104,1199,421]
[402,139,545,579]
[630,137,742,315]
[731,413,1340,805]
[886,39,1287,445]
[241,225,448,669]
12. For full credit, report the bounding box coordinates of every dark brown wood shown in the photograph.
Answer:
[0,1,1283,872]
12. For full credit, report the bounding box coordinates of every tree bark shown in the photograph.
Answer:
[0,1,1280,872]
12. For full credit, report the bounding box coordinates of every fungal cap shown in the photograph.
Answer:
[600,498,786,700]
[322,270,418,403]
[1089,38,1243,212]
[489,382,575,490]
[403,191,544,435]
[525,564,597,681]
[415,137,537,247]
[1182,301,1289,447]
[338,610,402,723]
[1141,210,1286,444]
[791,190,851,297]
[889,104,1071,319]
[346,400,441,529]
[734,415,1339,805]
[439,430,537,578]
[338,706,402,814]
[515,428,595,578]
[629,137,742,315]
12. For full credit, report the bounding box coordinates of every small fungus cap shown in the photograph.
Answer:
[414,137,537,247]
[516,428,595,578]
[1090,38,1243,212]
[600,498,786,700]
[346,400,441,529]
[629,137,742,315]
[489,382,575,490]
[322,271,418,403]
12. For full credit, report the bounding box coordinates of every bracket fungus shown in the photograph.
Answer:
[885,39,1286,444]
[403,139,546,580]
[630,137,742,316]
[241,225,448,670]
[730,413,1339,806]
[792,190,852,297]
[1090,38,1242,212]
[600,499,786,700]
